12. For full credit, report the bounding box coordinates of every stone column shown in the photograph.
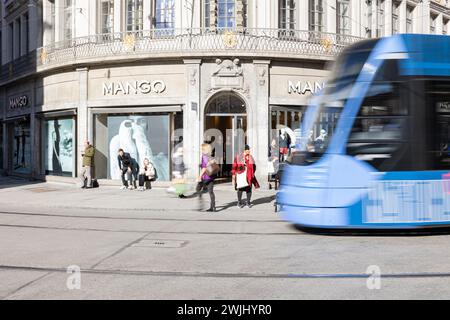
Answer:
[30,79,39,179]
[77,67,89,177]
[253,59,270,190]
[1,88,6,173]
[183,59,202,181]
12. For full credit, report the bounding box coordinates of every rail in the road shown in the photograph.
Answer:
[2,264,450,280]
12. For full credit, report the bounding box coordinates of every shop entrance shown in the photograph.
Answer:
[204,94,247,179]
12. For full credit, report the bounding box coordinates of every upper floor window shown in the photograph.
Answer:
[376,0,384,37]
[204,0,211,27]
[406,5,413,33]
[365,0,372,37]
[126,0,143,32]
[337,0,350,35]
[309,0,324,32]
[279,0,296,30]
[99,0,114,34]
[444,19,449,35]
[24,12,29,53]
[430,14,437,34]
[64,0,74,40]
[204,0,246,29]
[218,0,236,28]
[155,0,175,29]
[392,1,399,34]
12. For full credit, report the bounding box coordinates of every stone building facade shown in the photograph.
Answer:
[0,0,449,186]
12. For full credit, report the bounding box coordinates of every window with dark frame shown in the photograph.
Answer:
[309,0,324,32]
[126,0,143,33]
[99,0,114,35]
[155,0,175,30]
[279,0,296,30]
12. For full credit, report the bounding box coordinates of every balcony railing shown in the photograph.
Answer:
[36,28,363,68]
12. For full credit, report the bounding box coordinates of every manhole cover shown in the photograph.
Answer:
[132,239,188,248]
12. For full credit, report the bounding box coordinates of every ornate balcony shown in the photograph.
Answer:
[36,28,363,71]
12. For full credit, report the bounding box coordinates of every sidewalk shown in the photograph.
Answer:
[0,176,277,216]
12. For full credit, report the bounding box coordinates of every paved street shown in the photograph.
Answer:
[0,176,450,300]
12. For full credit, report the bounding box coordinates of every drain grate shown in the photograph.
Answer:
[132,239,188,248]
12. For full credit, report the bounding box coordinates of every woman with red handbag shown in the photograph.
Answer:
[232,145,260,208]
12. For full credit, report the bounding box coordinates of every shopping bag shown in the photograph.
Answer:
[236,168,249,189]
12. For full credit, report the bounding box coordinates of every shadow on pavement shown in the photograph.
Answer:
[0,176,42,190]
[216,195,276,212]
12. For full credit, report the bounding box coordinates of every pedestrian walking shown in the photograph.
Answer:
[79,141,95,189]
[195,143,218,212]
[172,147,187,198]
[117,149,134,190]
[232,145,260,208]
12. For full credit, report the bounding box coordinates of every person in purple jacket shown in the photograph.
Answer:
[195,143,216,212]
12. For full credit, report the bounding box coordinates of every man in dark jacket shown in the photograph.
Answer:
[117,149,134,189]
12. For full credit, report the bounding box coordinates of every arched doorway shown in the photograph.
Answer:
[204,93,247,178]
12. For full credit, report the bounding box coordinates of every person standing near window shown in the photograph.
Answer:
[80,141,95,189]
[118,149,134,190]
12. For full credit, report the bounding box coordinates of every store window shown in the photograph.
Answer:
[309,0,324,32]
[0,124,3,170]
[271,106,305,161]
[155,0,175,30]
[126,0,143,33]
[43,118,75,177]
[94,114,171,181]
[11,120,31,174]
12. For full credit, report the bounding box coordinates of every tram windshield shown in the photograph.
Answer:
[292,40,378,165]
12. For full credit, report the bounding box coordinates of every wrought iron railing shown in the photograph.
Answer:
[36,28,363,68]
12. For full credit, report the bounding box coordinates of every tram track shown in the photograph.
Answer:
[0,209,298,236]
[0,222,301,236]
[1,264,450,280]
[0,210,282,224]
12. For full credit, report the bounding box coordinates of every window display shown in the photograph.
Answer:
[96,114,170,181]
[44,118,75,176]
[12,120,31,174]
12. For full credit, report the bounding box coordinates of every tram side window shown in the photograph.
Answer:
[428,81,450,170]
[346,60,410,171]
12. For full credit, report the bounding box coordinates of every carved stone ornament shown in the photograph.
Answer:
[211,58,244,89]
[190,69,197,86]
